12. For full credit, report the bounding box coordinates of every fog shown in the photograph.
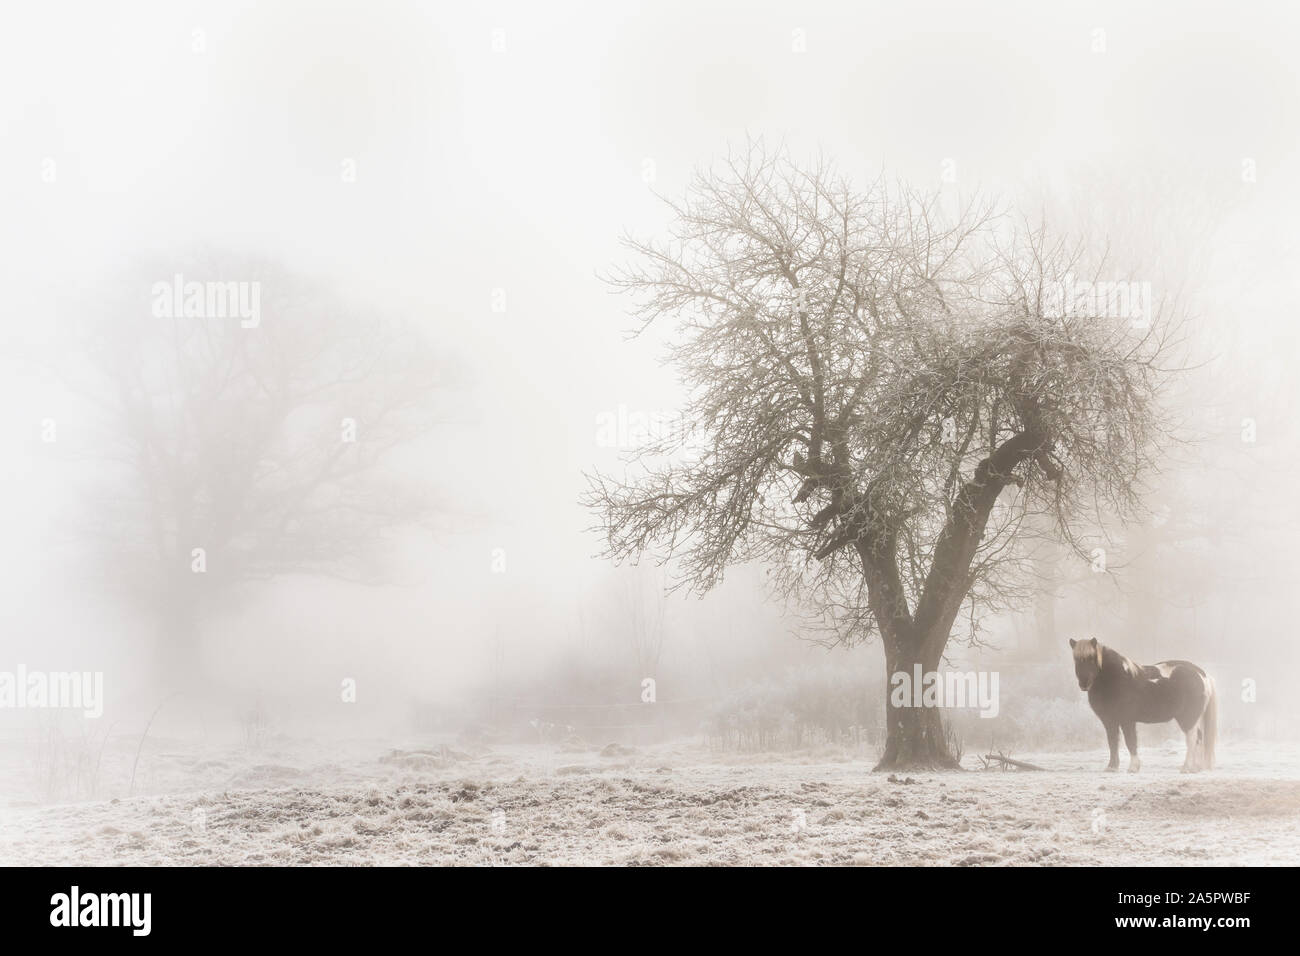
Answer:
[1,1,1298,801]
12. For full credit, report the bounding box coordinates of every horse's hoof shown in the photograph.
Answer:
[1127,760,1141,773]
[1104,765,1119,772]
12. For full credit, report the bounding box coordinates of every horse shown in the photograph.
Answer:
[1069,638,1217,773]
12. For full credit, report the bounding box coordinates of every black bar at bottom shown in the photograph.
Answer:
[0,864,1285,942]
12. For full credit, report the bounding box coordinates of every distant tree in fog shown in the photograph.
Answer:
[61,255,453,685]
[585,142,1183,770]
[617,566,668,678]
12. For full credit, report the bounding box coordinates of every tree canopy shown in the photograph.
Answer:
[586,143,1179,658]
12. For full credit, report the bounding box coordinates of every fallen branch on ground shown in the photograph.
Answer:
[980,751,1046,772]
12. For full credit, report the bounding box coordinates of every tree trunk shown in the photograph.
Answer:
[852,432,1040,772]
[874,632,962,771]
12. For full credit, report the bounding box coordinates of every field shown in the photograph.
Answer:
[2,734,1299,866]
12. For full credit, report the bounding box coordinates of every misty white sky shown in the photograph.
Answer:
[1,1,1297,713]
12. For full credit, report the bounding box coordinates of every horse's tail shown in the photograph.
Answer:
[1202,676,1218,770]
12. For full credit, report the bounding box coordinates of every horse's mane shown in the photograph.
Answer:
[1099,643,1145,680]
[1100,644,1208,680]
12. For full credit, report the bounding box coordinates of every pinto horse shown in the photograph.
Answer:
[1070,638,1217,773]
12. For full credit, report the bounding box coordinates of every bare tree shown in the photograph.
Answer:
[584,143,1180,769]
[61,254,454,686]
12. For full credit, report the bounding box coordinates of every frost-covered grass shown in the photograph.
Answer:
[1,736,1298,866]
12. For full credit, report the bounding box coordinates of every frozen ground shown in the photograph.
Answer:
[2,734,1298,866]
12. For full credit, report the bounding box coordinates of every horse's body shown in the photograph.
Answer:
[1070,638,1217,773]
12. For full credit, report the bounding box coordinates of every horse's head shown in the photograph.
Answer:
[1069,637,1104,692]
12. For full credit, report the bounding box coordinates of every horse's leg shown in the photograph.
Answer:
[1122,722,1140,773]
[1180,714,1204,773]
[1181,725,1198,772]
[1104,721,1120,771]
